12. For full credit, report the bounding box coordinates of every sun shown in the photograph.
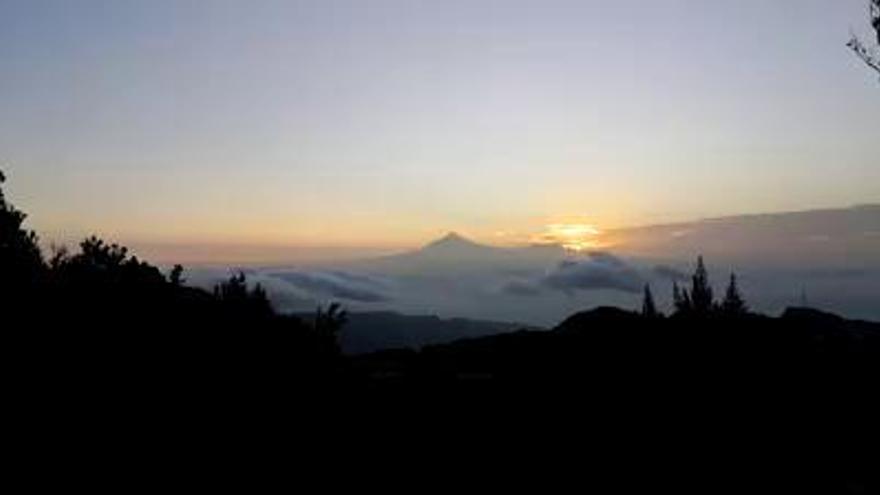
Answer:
[531,223,603,252]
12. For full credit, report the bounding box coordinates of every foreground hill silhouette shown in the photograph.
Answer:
[2,171,346,398]
[309,310,538,354]
[347,304,879,490]
[352,305,879,390]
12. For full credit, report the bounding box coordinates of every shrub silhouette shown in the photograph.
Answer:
[169,264,185,286]
[214,271,274,320]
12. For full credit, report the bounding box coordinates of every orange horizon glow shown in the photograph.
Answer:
[530,223,604,252]
[34,219,617,266]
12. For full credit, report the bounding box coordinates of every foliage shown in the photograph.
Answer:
[641,284,659,318]
[315,302,349,336]
[672,256,714,317]
[1,168,346,387]
[847,0,880,77]
[721,273,748,317]
[672,281,690,315]
[0,171,44,298]
[671,256,748,319]
[689,256,714,315]
[169,264,185,286]
[214,271,274,319]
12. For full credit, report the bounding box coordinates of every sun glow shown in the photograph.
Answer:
[531,223,604,252]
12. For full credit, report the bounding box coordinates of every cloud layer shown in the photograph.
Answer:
[653,264,688,282]
[502,252,644,296]
[268,271,391,303]
[544,253,643,294]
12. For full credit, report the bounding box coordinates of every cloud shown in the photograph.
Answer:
[500,279,543,297]
[802,268,871,279]
[804,234,831,243]
[268,271,391,303]
[653,264,688,282]
[541,252,643,294]
[326,270,390,289]
[498,252,645,296]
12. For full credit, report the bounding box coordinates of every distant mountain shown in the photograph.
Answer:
[350,232,570,276]
[262,205,880,325]
[351,205,880,275]
[422,232,497,254]
[351,305,880,386]
[296,310,540,354]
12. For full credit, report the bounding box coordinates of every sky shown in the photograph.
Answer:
[1,0,878,262]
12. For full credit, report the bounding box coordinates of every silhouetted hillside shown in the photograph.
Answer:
[351,306,880,392]
[1,172,346,406]
[322,311,538,354]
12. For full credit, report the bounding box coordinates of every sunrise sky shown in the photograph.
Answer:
[2,0,878,262]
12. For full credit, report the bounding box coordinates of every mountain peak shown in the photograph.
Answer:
[438,231,468,243]
[422,232,487,252]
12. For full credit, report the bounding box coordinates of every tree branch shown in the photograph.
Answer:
[848,36,880,75]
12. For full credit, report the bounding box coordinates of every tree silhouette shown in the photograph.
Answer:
[78,236,129,270]
[169,264,185,286]
[214,272,273,318]
[848,0,880,77]
[1,170,45,312]
[673,281,691,315]
[721,273,748,317]
[670,256,718,317]
[689,256,714,316]
[48,244,70,270]
[876,0,880,41]
[49,235,167,295]
[313,303,348,357]
[315,302,348,336]
[642,284,659,318]
[0,170,349,396]
[251,283,271,313]
[215,272,248,301]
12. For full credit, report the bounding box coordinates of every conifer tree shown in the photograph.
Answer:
[673,281,689,315]
[642,284,659,318]
[721,273,747,316]
[690,256,714,316]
